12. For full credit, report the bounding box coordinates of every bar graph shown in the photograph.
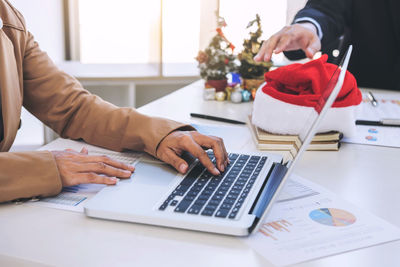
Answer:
[259,219,292,240]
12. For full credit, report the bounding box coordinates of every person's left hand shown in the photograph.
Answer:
[156,131,228,176]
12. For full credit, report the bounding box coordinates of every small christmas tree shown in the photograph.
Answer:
[196,16,236,82]
[196,35,236,81]
[238,14,272,80]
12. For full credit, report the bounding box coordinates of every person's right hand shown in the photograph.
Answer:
[51,147,135,187]
[254,23,321,62]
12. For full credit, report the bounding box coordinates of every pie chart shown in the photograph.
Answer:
[309,208,356,226]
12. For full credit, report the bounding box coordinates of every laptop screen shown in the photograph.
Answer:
[297,50,348,142]
[252,46,353,233]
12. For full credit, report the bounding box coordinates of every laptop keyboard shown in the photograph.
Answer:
[158,152,267,219]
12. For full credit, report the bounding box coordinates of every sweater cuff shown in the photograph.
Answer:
[121,110,196,158]
[154,124,196,157]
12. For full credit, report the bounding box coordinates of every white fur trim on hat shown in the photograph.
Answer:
[252,86,357,139]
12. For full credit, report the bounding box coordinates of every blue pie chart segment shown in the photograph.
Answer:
[309,208,356,227]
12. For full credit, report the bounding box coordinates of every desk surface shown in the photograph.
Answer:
[1,81,399,267]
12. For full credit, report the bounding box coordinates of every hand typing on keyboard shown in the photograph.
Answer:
[159,152,267,219]
[156,130,228,176]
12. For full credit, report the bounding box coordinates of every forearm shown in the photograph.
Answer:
[60,97,193,156]
[0,151,62,203]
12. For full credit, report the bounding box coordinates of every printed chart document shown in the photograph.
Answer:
[343,92,400,147]
[243,174,400,266]
[29,138,143,212]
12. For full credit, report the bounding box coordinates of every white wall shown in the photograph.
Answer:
[286,0,308,25]
[8,0,65,147]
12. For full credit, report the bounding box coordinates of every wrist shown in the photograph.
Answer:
[296,22,318,36]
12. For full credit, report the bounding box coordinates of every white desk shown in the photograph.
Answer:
[1,80,399,267]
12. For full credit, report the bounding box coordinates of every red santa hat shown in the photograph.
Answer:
[252,55,362,138]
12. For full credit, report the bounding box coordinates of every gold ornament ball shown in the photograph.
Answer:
[215,91,227,101]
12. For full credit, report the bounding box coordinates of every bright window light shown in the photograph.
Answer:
[78,0,160,64]
[162,0,200,64]
[219,0,287,52]
[77,0,286,68]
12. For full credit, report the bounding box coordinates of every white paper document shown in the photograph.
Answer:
[355,92,400,121]
[342,124,400,147]
[29,139,143,212]
[343,92,400,147]
[243,174,400,266]
[31,183,107,212]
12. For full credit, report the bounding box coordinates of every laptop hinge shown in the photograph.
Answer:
[248,162,288,234]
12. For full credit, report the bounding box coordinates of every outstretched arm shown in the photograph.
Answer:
[255,0,352,62]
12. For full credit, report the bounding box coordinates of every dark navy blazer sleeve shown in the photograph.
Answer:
[294,0,352,48]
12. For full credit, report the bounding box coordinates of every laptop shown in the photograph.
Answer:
[84,46,353,236]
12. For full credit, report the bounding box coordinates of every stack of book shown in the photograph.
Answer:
[247,116,343,162]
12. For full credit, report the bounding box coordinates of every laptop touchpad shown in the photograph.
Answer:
[131,161,178,186]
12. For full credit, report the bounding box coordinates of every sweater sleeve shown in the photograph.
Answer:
[22,31,192,156]
[0,151,62,203]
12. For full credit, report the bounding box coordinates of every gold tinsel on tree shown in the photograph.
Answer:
[238,14,272,79]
